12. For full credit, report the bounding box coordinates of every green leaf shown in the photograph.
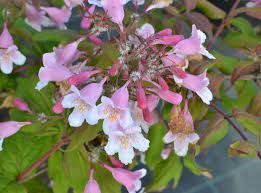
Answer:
[228,140,259,158]
[183,155,212,178]
[145,123,166,170]
[0,133,56,180]
[188,96,209,121]
[146,152,182,192]
[196,0,226,19]
[9,108,37,122]
[233,109,261,138]
[3,183,27,193]
[0,73,16,90]
[93,43,120,68]
[67,122,102,152]
[24,178,53,193]
[16,76,54,115]
[220,80,258,112]
[199,114,229,149]
[48,152,70,193]
[211,52,240,74]
[63,151,90,192]
[224,18,261,48]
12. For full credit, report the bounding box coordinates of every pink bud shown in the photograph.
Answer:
[68,70,100,86]
[52,101,64,114]
[89,35,103,46]
[0,23,14,49]
[147,94,159,112]
[13,98,32,113]
[84,169,101,193]
[108,61,119,76]
[111,84,129,109]
[103,163,146,193]
[137,81,147,109]
[109,156,124,168]
[158,76,169,90]
[123,69,129,80]
[81,5,95,30]
[0,121,31,138]
[161,146,172,160]
[152,35,184,46]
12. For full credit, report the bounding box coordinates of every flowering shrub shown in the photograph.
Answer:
[0,0,260,193]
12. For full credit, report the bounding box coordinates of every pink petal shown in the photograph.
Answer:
[68,70,100,86]
[159,89,182,105]
[0,23,14,49]
[137,81,147,109]
[111,85,129,109]
[0,121,31,138]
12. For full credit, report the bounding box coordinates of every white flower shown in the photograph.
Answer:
[163,131,199,156]
[105,125,149,164]
[0,138,4,151]
[129,101,149,133]
[62,85,99,127]
[0,45,26,74]
[97,96,133,134]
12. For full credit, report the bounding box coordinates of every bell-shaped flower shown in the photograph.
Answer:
[84,169,101,193]
[13,98,32,113]
[98,85,133,133]
[65,0,84,8]
[174,25,215,59]
[36,39,83,90]
[136,23,155,39]
[41,6,71,30]
[62,79,105,127]
[103,164,147,193]
[81,5,96,30]
[0,121,31,151]
[25,3,52,32]
[163,101,199,156]
[173,70,213,104]
[104,125,149,164]
[129,101,149,133]
[0,23,26,74]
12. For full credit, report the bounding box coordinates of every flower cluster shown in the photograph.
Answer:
[0,0,217,192]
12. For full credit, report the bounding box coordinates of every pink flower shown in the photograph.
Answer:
[81,5,96,30]
[97,85,133,133]
[136,23,155,39]
[0,23,26,74]
[101,0,125,31]
[84,169,101,193]
[174,25,215,59]
[36,39,83,90]
[0,121,31,151]
[104,124,149,164]
[163,101,199,156]
[173,70,213,104]
[65,0,84,8]
[41,6,71,30]
[25,3,52,32]
[103,164,147,193]
[62,79,105,127]
[13,98,32,113]
[161,146,172,160]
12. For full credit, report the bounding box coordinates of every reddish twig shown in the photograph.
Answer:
[16,128,80,183]
[207,0,241,50]
[210,103,261,160]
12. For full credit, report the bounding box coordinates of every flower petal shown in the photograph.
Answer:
[62,93,77,108]
[85,106,99,125]
[118,147,135,165]
[68,109,85,127]
[163,131,175,143]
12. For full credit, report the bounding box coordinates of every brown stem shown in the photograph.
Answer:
[16,128,80,183]
[210,103,261,160]
[207,0,241,50]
